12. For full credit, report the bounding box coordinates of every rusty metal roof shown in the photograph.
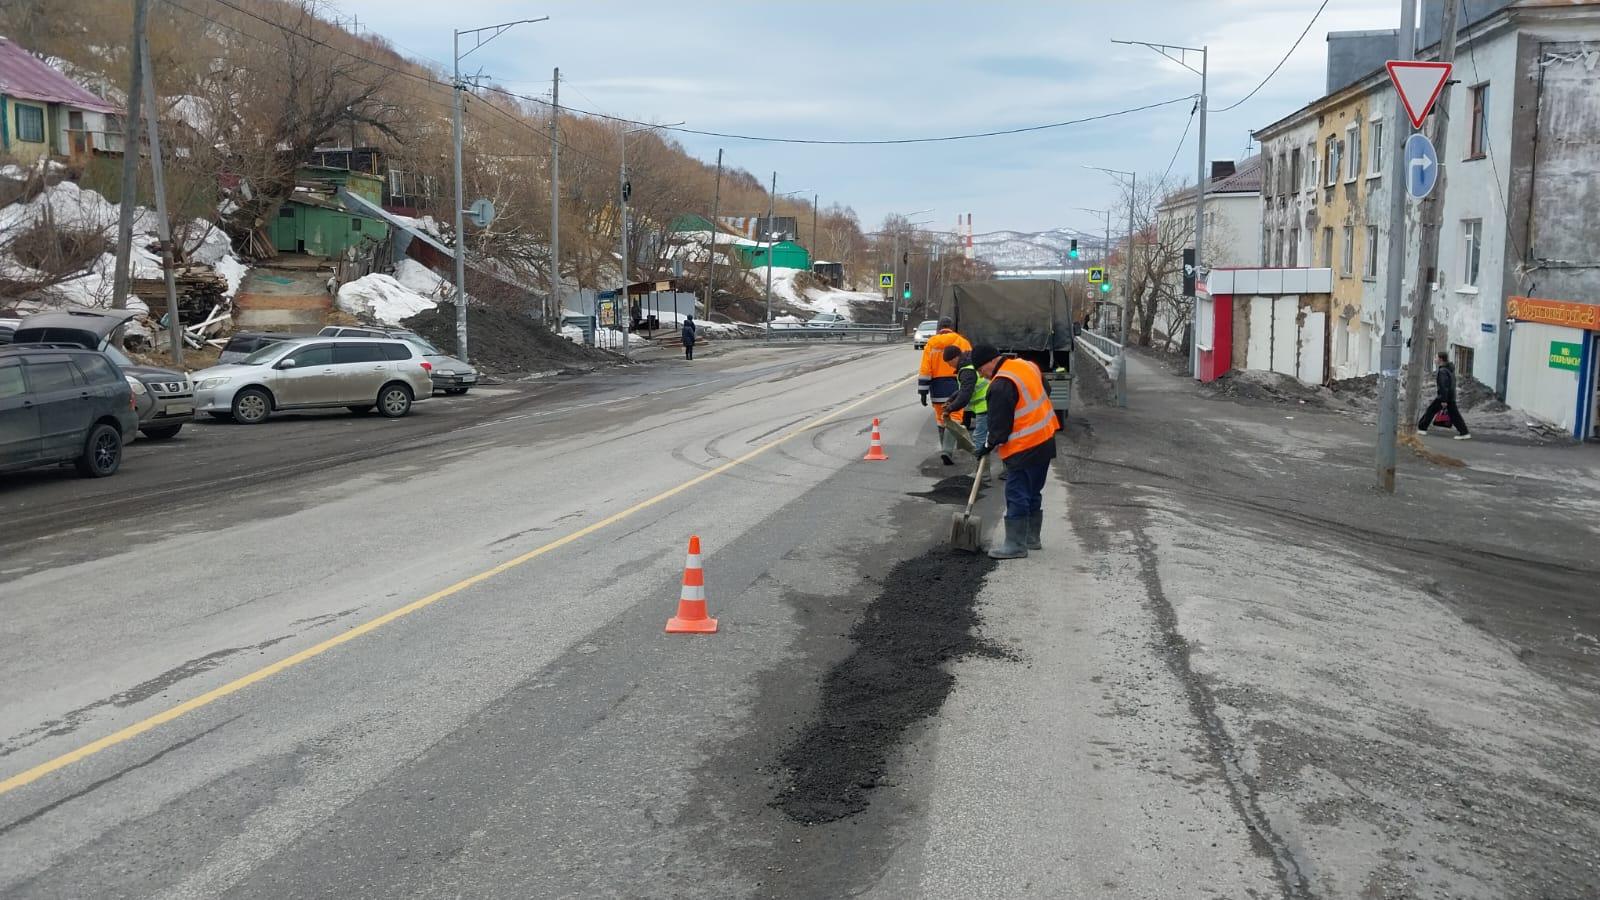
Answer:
[0,37,120,114]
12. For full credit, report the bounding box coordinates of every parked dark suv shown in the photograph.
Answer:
[0,345,139,477]
[14,308,195,439]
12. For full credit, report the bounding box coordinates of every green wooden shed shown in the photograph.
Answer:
[738,240,811,270]
[270,195,388,258]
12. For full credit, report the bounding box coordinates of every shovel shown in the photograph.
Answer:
[944,417,977,453]
[948,455,988,553]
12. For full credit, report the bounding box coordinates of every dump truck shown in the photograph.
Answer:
[941,279,1076,426]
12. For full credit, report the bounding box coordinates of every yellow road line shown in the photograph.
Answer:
[0,373,916,797]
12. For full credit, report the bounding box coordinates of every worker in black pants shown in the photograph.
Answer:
[1417,351,1471,440]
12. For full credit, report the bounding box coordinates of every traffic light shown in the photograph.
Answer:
[1069,239,1079,260]
[903,288,912,300]
[1100,281,1112,294]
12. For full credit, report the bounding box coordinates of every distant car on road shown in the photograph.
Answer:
[318,325,478,395]
[218,331,297,365]
[191,336,434,424]
[0,345,138,477]
[805,312,851,329]
[13,308,194,440]
[912,320,939,349]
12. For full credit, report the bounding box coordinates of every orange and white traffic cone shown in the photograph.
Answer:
[863,417,889,461]
[665,535,718,634]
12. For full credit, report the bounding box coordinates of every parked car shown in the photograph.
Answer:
[318,326,478,395]
[13,308,194,440]
[218,331,296,365]
[912,319,939,350]
[191,336,434,424]
[0,317,20,345]
[805,312,851,329]
[0,345,139,477]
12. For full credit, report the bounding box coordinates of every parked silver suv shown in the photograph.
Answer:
[191,337,434,424]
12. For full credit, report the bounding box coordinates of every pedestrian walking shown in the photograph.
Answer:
[942,344,989,460]
[972,345,1058,559]
[682,315,697,361]
[917,317,972,465]
[1417,351,1471,440]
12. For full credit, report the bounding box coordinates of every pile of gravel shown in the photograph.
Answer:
[403,304,622,376]
[1202,370,1332,407]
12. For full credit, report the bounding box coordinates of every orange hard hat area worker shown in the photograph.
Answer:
[971,343,1058,559]
[917,317,972,465]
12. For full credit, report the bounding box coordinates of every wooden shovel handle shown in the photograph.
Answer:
[964,456,986,515]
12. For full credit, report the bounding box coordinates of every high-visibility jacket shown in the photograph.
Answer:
[958,364,989,414]
[918,330,971,402]
[991,358,1058,459]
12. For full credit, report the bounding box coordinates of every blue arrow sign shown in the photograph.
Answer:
[1405,132,1439,200]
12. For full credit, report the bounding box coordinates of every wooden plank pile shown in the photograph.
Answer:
[133,267,228,320]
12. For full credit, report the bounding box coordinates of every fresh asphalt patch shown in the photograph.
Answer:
[905,473,975,505]
[771,546,1006,825]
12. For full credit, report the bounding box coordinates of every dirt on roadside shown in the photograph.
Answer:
[1202,369,1332,407]
[403,303,623,376]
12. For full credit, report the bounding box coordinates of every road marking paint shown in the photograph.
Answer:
[0,372,916,797]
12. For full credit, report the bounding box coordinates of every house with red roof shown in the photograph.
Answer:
[0,36,122,165]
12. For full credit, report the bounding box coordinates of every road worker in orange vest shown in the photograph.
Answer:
[970,344,1058,558]
[917,317,972,465]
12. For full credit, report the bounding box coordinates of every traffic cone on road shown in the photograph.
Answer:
[666,535,718,634]
[863,418,889,461]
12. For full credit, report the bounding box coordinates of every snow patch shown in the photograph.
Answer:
[395,258,451,298]
[336,274,438,324]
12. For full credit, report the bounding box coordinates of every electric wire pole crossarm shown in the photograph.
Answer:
[1112,37,1208,381]
[619,121,685,356]
[452,16,550,361]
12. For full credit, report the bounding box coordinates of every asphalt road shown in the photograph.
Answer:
[3,341,1596,898]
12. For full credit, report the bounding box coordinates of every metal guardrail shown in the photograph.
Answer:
[765,325,904,343]
[1076,330,1120,360]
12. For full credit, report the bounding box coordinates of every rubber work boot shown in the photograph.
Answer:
[1026,511,1044,550]
[939,425,957,465]
[988,518,1030,559]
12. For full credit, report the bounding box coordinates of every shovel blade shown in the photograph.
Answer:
[948,511,984,553]
[944,419,977,453]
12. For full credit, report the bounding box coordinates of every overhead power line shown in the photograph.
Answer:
[1213,0,1332,113]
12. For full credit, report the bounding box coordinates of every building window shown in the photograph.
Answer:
[1290,147,1302,191]
[1263,227,1273,265]
[350,218,361,232]
[1364,226,1379,278]
[1263,156,1274,197]
[1322,227,1334,267]
[1288,227,1300,266]
[15,104,45,143]
[1306,142,1318,190]
[1469,83,1490,159]
[1341,225,1354,276]
[1346,124,1361,182]
[1368,119,1384,177]
[1462,219,1483,287]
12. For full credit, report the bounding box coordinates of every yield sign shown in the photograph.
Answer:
[1386,60,1452,129]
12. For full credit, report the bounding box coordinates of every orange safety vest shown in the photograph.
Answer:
[919,330,972,384]
[992,358,1059,459]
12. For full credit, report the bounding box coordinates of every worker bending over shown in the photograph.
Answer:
[971,344,1058,559]
[917,317,972,465]
[942,343,988,462]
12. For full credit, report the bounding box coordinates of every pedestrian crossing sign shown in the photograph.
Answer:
[1088,267,1105,284]
[880,272,894,289]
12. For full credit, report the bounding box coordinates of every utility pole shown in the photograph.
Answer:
[1121,172,1136,408]
[812,193,819,256]
[706,149,723,321]
[1403,0,1461,429]
[452,18,548,360]
[1377,0,1418,493]
[620,136,632,356]
[1192,45,1209,380]
[137,31,182,366]
[763,170,777,340]
[548,66,560,325]
[111,0,148,314]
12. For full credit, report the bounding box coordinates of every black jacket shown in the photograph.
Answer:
[1435,362,1456,402]
[946,360,978,415]
[682,321,697,344]
[984,359,1056,471]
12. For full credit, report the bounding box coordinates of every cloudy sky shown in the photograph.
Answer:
[333,0,1400,235]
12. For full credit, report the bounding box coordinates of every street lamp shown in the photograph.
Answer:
[761,180,809,339]
[452,16,549,360]
[1084,164,1137,407]
[619,121,684,357]
[1113,37,1207,379]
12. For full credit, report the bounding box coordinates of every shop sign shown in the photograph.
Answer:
[1508,296,1600,331]
[1549,342,1582,370]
